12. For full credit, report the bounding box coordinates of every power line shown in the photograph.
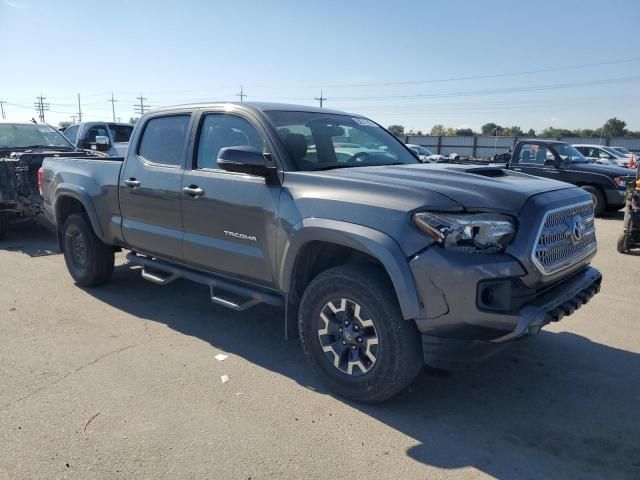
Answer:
[107,93,118,122]
[315,57,640,89]
[314,90,327,108]
[134,94,150,115]
[328,75,640,102]
[235,85,247,102]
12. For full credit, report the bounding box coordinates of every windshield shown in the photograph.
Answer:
[552,143,589,163]
[0,123,74,149]
[612,147,631,155]
[265,111,419,171]
[410,145,434,156]
[107,124,134,143]
[603,146,625,158]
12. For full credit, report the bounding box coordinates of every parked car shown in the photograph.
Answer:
[406,144,446,163]
[573,144,632,168]
[609,146,637,168]
[42,103,602,402]
[0,121,105,237]
[63,121,134,157]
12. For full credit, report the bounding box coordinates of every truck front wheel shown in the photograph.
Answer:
[582,186,605,216]
[298,264,423,403]
[62,213,114,286]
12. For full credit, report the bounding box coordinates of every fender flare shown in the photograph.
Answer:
[279,218,421,320]
[53,184,106,240]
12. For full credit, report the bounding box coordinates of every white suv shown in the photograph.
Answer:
[573,144,632,168]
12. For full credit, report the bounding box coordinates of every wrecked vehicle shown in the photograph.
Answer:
[0,121,105,237]
[42,103,602,402]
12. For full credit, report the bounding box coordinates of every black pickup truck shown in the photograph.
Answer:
[42,103,602,402]
[499,140,632,216]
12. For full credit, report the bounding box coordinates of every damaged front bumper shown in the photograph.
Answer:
[409,247,602,369]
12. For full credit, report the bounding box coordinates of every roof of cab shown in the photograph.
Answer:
[148,101,358,117]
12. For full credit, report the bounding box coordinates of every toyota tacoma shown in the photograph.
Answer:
[41,103,602,402]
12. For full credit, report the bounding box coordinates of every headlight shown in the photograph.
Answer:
[613,176,627,188]
[413,212,516,254]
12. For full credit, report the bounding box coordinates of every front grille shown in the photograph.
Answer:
[532,201,597,275]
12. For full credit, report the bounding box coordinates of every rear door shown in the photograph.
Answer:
[119,113,192,262]
[180,110,281,286]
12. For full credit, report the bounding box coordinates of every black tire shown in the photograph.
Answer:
[298,263,423,403]
[0,214,7,240]
[582,186,605,217]
[617,233,630,254]
[62,213,114,286]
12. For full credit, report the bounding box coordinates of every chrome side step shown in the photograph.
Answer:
[127,252,283,312]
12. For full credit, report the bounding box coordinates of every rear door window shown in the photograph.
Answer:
[138,115,191,166]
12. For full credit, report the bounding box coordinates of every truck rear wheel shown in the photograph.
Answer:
[62,213,114,286]
[617,233,630,253]
[298,264,423,403]
[582,186,605,216]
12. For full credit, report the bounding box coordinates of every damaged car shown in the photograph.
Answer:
[0,121,106,237]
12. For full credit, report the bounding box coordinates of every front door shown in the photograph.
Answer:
[119,113,192,262]
[181,112,281,287]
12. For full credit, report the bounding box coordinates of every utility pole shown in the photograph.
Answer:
[107,93,118,122]
[71,115,77,123]
[235,85,246,102]
[34,94,50,123]
[0,100,6,120]
[77,93,83,122]
[314,90,327,108]
[134,94,149,116]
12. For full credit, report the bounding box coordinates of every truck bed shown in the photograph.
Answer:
[41,156,124,243]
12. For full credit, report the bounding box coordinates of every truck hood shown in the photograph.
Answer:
[308,163,574,213]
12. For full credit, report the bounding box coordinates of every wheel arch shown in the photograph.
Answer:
[54,185,105,250]
[279,218,421,338]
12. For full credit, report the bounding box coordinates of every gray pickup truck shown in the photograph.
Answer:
[42,102,602,402]
[62,121,134,157]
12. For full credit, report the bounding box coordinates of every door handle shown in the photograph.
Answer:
[183,185,204,197]
[124,178,140,188]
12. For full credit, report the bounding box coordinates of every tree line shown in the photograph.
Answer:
[388,117,639,138]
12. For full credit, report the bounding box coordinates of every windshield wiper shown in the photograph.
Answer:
[21,145,74,151]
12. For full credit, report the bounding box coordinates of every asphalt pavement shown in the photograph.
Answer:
[1,215,639,480]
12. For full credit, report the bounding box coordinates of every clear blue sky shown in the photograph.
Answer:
[1,0,639,132]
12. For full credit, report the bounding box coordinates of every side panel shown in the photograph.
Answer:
[278,218,422,320]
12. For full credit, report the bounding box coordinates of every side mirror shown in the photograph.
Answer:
[217,146,275,177]
[85,135,111,152]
